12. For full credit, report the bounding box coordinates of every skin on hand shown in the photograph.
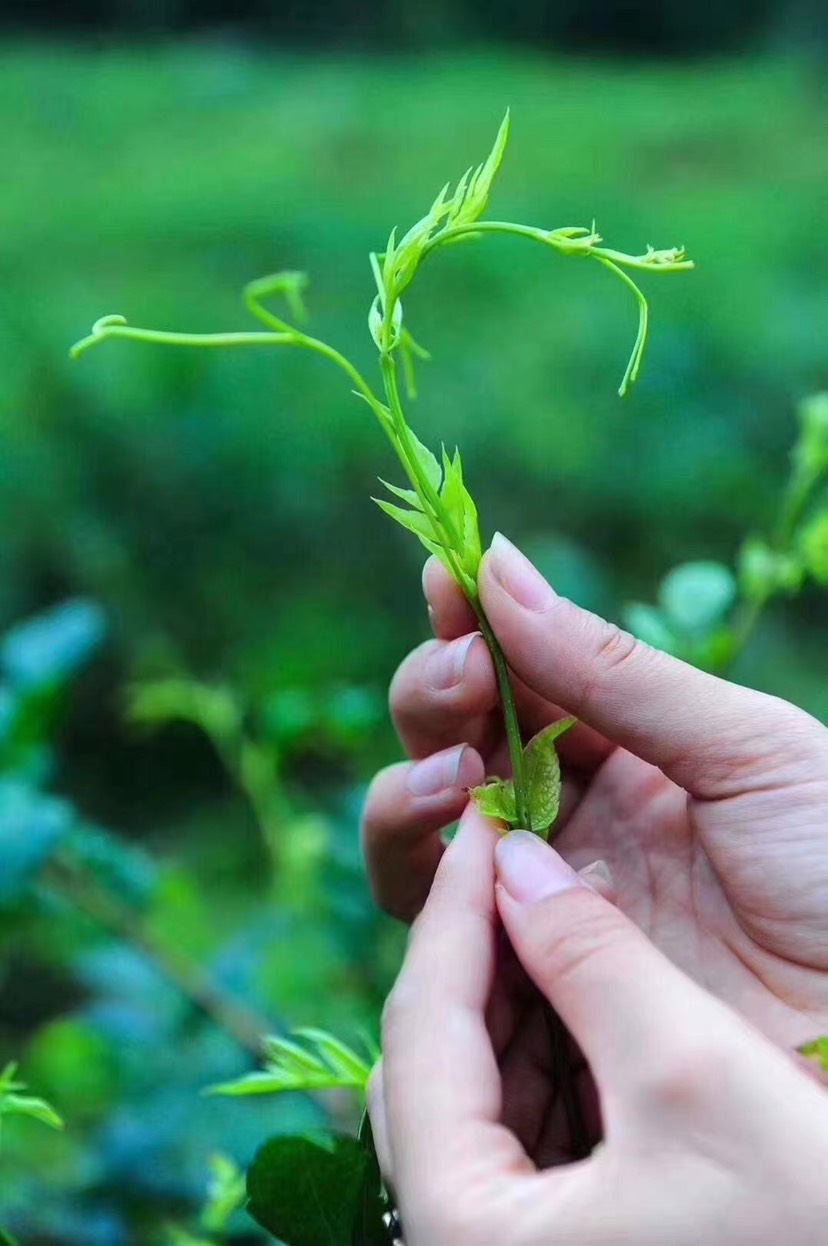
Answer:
[371,813,828,1246]
[362,534,828,1053]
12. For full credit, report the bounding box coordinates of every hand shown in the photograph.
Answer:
[362,534,828,1052]
[371,814,828,1246]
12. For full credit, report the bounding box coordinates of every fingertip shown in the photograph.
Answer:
[422,556,478,639]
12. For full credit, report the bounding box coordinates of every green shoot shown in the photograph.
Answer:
[71,112,692,836]
[207,1029,374,1099]
[0,1062,64,1141]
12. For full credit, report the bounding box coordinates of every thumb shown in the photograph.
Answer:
[495,830,729,1105]
[479,532,819,799]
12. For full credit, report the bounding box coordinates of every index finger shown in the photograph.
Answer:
[382,810,529,1199]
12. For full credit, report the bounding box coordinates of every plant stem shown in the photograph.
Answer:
[475,611,531,832]
[47,858,269,1058]
[379,354,531,829]
[723,457,823,672]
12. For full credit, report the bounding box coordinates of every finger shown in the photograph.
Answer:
[390,633,499,759]
[422,555,478,640]
[405,572,613,771]
[362,745,486,921]
[481,533,825,799]
[367,1063,395,1186]
[494,830,739,1111]
[383,810,529,1201]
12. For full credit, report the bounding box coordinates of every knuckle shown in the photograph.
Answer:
[594,620,641,673]
[388,639,439,717]
[579,619,646,708]
[529,893,622,987]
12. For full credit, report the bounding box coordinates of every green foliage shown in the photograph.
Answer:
[798,1036,828,1072]
[0,1064,63,1138]
[798,512,828,585]
[246,1130,387,1246]
[0,783,71,906]
[473,717,575,837]
[210,1029,373,1098]
[625,393,828,674]
[659,561,737,635]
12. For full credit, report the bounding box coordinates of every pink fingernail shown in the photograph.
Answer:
[425,633,481,691]
[495,831,587,904]
[407,744,471,797]
[488,533,557,613]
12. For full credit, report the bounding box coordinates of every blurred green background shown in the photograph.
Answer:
[1,1,828,1241]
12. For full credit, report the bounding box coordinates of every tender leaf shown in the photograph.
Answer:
[128,679,242,750]
[440,448,482,578]
[799,511,828,586]
[658,561,736,635]
[406,428,442,492]
[373,498,436,543]
[796,392,828,475]
[247,1133,388,1246]
[440,447,466,530]
[0,1063,64,1136]
[739,537,804,603]
[798,1035,828,1072]
[294,1028,373,1085]
[623,603,678,654]
[208,1029,372,1098]
[368,296,383,349]
[378,479,423,511]
[524,718,576,836]
[451,111,510,226]
[472,777,517,826]
[200,1153,247,1233]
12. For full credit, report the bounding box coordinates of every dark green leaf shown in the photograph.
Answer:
[352,1112,389,1246]
[247,1133,387,1246]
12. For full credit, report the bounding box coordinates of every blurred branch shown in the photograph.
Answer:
[46,857,270,1058]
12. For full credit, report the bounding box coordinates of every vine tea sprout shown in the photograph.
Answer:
[72,113,693,836]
